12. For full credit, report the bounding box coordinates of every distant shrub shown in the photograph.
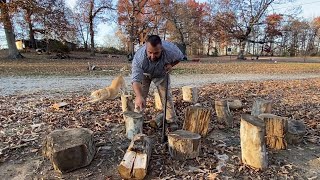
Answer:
[48,41,70,53]
[100,47,126,55]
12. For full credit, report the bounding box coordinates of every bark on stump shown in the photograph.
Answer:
[123,111,144,140]
[168,130,201,160]
[215,100,233,128]
[118,134,152,180]
[228,99,243,110]
[182,86,198,103]
[258,114,288,150]
[240,114,268,170]
[154,90,163,111]
[183,106,212,137]
[121,94,134,112]
[286,120,306,144]
[42,128,96,173]
[251,98,272,116]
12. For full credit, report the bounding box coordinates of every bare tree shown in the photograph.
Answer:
[77,0,114,56]
[0,0,23,59]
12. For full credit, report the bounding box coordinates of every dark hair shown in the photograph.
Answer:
[146,35,162,47]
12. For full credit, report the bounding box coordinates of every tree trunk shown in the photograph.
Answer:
[118,134,151,180]
[84,41,88,51]
[237,40,246,60]
[215,100,233,128]
[258,114,288,150]
[123,111,144,140]
[0,0,23,59]
[26,9,36,49]
[240,114,268,170]
[89,18,95,56]
[183,106,212,137]
[168,130,201,160]
[89,1,95,56]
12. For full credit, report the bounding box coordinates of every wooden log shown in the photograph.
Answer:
[182,86,198,103]
[123,111,144,140]
[121,94,134,112]
[42,128,96,173]
[240,114,268,170]
[258,114,288,150]
[183,106,212,137]
[286,120,306,144]
[215,100,233,128]
[118,134,151,180]
[168,130,201,160]
[251,98,272,116]
[154,90,163,111]
[228,99,243,110]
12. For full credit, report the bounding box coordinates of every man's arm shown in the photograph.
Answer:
[132,82,143,98]
[131,50,145,110]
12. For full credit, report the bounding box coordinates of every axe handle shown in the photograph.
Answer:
[161,73,169,143]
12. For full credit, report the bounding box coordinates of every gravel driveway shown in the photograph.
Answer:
[1,73,320,96]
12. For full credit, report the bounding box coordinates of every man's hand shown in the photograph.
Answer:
[135,95,145,112]
[164,64,173,73]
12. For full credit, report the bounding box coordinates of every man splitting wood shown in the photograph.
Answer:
[131,35,184,129]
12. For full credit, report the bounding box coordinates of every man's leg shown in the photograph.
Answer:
[141,75,152,102]
[156,75,177,122]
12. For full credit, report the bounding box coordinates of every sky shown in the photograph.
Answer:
[1,0,320,48]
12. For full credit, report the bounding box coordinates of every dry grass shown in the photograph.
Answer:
[0,51,320,76]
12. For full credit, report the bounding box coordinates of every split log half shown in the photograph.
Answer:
[182,86,198,103]
[183,106,212,137]
[121,95,134,112]
[251,98,272,117]
[258,113,288,150]
[215,100,233,128]
[240,114,268,170]
[118,134,152,180]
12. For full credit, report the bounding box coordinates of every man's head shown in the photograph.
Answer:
[146,35,162,61]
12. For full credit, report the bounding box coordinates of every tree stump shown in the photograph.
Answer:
[123,111,144,140]
[286,120,306,144]
[183,106,212,137]
[168,130,201,160]
[118,134,152,179]
[240,114,268,170]
[154,90,163,110]
[215,100,233,128]
[228,99,243,110]
[251,98,272,116]
[42,128,96,173]
[182,86,198,103]
[258,114,288,150]
[121,94,134,112]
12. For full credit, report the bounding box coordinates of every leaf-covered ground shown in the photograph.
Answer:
[0,78,319,179]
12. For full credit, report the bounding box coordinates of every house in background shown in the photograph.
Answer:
[15,39,77,51]
[15,39,25,50]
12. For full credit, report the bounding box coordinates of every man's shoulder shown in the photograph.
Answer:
[162,41,177,48]
[133,45,146,62]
